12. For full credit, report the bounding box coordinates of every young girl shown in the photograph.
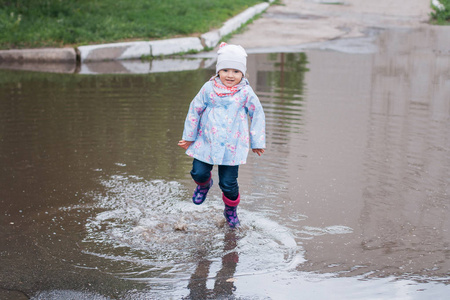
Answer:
[178,43,266,228]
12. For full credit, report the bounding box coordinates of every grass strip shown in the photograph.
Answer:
[0,0,267,50]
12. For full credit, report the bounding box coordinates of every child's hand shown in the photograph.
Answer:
[252,149,265,156]
[178,140,193,150]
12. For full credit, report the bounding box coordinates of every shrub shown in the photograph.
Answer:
[430,0,450,24]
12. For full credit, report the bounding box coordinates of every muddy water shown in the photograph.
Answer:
[1,27,450,299]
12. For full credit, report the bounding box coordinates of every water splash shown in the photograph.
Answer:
[79,175,305,282]
[300,225,354,237]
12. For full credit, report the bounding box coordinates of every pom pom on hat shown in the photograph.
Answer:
[216,43,247,75]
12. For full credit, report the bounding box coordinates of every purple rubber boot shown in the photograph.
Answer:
[223,194,240,228]
[192,175,213,205]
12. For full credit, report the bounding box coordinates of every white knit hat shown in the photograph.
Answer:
[215,42,247,75]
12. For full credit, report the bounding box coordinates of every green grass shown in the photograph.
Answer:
[430,0,450,24]
[0,0,267,50]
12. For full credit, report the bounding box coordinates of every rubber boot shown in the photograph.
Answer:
[222,193,240,228]
[192,174,213,205]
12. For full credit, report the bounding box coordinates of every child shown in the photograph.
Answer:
[178,43,266,228]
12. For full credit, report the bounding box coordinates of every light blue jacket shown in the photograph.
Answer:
[182,77,266,166]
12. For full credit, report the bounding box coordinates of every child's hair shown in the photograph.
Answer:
[215,42,247,76]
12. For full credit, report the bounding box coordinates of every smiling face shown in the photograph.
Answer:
[218,69,243,88]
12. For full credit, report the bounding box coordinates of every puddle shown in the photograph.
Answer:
[1,26,450,299]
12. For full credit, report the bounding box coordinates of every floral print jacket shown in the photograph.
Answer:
[182,76,266,166]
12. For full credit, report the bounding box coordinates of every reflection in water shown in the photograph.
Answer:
[360,27,450,279]
[187,231,239,299]
[213,233,239,296]
[240,53,308,207]
[292,27,450,286]
[1,26,450,299]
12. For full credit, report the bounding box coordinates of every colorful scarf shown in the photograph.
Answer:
[211,76,247,97]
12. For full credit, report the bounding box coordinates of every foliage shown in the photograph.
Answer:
[0,0,266,49]
[430,0,450,24]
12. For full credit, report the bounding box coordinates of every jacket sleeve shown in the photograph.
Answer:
[246,87,266,149]
[182,84,208,141]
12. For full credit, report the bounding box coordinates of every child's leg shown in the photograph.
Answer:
[191,159,213,184]
[218,165,239,200]
[190,159,214,205]
[218,165,240,228]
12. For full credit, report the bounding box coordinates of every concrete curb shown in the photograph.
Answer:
[79,57,217,75]
[78,37,206,62]
[78,1,273,62]
[201,2,271,48]
[0,48,77,63]
[0,1,274,64]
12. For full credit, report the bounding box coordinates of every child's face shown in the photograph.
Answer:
[218,69,243,88]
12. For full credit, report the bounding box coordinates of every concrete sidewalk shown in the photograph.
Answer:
[0,1,274,64]
[229,0,432,50]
